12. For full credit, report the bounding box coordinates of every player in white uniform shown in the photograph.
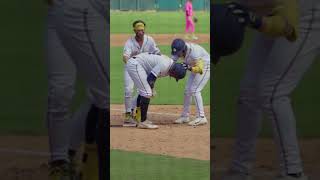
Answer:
[171,39,210,126]
[122,20,160,126]
[219,1,320,180]
[126,52,187,129]
[46,0,108,179]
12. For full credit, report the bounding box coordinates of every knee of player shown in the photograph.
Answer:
[124,90,134,97]
[140,93,152,99]
[185,89,200,96]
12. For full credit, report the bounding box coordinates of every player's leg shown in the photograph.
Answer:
[185,16,191,39]
[124,67,135,120]
[256,12,320,176]
[226,33,275,178]
[69,101,90,153]
[189,16,197,40]
[68,100,91,177]
[126,62,158,129]
[187,65,210,126]
[46,4,77,179]
[174,74,195,124]
[55,2,109,179]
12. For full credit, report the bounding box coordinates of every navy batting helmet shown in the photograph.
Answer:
[169,63,187,82]
[211,3,245,63]
[171,39,186,58]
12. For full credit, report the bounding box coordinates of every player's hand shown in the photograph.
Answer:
[151,88,157,98]
[227,2,263,29]
[182,63,192,71]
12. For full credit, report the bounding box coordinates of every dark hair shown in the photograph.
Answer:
[132,20,146,27]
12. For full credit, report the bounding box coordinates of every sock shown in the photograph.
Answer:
[140,96,150,122]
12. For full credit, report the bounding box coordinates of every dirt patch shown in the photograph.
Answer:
[212,138,320,180]
[110,104,210,160]
[0,104,210,180]
[111,33,210,47]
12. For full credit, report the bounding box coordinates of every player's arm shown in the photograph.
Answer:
[185,59,204,75]
[149,37,161,55]
[228,0,299,42]
[123,55,130,64]
[147,72,157,89]
[148,65,162,88]
[123,40,132,64]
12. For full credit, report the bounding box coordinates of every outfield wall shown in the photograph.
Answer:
[111,0,210,11]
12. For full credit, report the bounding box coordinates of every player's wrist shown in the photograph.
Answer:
[249,13,263,29]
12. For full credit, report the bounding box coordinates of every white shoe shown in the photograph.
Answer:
[188,117,207,126]
[221,170,252,180]
[144,120,154,125]
[191,35,198,40]
[174,116,190,124]
[275,174,308,180]
[137,121,159,129]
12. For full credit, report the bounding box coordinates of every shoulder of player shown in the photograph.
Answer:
[144,35,156,43]
[124,36,135,46]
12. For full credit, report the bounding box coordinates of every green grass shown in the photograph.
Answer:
[111,11,210,34]
[111,150,210,180]
[110,44,210,105]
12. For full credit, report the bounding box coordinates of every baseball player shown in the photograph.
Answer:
[171,39,210,126]
[184,0,197,40]
[123,20,160,127]
[126,52,187,129]
[46,0,108,180]
[219,1,320,180]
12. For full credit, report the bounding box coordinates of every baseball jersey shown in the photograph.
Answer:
[183,42,210,66]
[132,53,174,78]
[237,0,299,41]
[123,35,160,59]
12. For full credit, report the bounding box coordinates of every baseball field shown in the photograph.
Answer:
[110,10,210,180]
[1,0,320,179]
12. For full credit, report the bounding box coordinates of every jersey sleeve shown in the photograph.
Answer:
[189,48,202,62]
[151,65,162,77]
[260,0,299,42]
[123,40,132,58]
[148,37,161,54]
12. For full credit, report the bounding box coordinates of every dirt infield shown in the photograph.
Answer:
[110,104,210,161]
[212,138,320,180]
[0,104,210,180]
[0,137,319,179]
[111,33,210,47]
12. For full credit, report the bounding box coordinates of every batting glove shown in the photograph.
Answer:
[227,2,263,29]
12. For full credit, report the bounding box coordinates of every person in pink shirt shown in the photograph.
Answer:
[185,0,197,40]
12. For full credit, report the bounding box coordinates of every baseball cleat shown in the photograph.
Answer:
[123,112,137,127]
[68,150,81,180]
[188,116,207,126]
[124,112,132,122]
[275,174,308,180]
[49,160,73,180]
[80,144,98,180]
[221,169,253,180]
[137,121,159,129]
[174,116,191,124]
[191,35,198,40]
